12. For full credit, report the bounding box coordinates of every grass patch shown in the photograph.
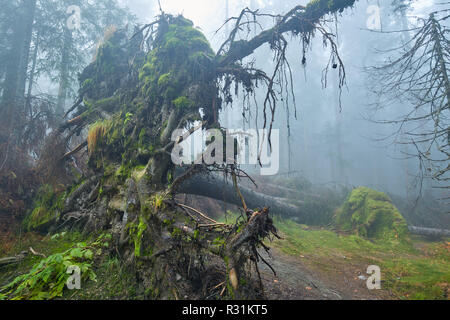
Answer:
[216,212,449,300]
[273,218,449,300]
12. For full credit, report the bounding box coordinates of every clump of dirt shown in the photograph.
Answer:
[334,187,409,241]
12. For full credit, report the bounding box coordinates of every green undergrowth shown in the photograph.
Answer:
[217,211,448,300]
[273,218,450,300]
[0,232,114,300]
[22,184,64,232]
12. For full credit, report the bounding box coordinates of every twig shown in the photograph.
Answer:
[29,247,46,258]
[175,203,219,225]
[231,170,248,212]
[61,141,87,160]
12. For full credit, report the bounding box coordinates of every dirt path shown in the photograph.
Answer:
[258,248,391,300]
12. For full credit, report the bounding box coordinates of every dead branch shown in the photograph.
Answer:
[175,202,220,225]
[215,0,356,67]
[61,141,87,161]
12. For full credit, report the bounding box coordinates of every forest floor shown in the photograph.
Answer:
[256,219,449,300]
[1,215,449,300]
[258,247,385,300]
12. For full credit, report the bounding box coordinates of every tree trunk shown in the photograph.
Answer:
[56,28,72,118]
[0,0,36,107]
[179,173,304,220]
[25,30,40,116]
[17,0,37,101]
[0,0,36,168]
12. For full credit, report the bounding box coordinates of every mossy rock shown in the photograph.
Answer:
[334,187,409,241]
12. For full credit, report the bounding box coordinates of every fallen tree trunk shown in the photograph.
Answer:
[179,173,305,220]
[408,226,450,238]
[0,251,27,267]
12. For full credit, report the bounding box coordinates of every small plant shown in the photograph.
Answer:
[50,232,67,240]
[153,193,166,211]
[124,112,133,125]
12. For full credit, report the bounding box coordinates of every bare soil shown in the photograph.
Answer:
[258,247,393,300]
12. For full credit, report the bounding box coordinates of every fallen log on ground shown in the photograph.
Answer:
[408,226,450,238]
[0,251,28,267]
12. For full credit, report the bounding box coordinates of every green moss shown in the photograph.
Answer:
[138,15,214,104]
[157,73,172,88]
[77,15,216,176]
[152,193,166,211]
[172,96,195,109]
[115,164,131,181]
[212,237,226,248]
[306,0,355,17]
[93,96,120,113]
[128,217,148,257]
[334,187,409,241]
[131,165,147,182]
[24,207,58,232]
[23,185,63,232]
[82,78,93,90]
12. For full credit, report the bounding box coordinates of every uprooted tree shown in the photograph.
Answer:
[23,0,357,299]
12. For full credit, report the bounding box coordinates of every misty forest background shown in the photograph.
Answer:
[0,0,447,229]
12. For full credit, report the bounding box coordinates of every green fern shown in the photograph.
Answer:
[0,236,109,300]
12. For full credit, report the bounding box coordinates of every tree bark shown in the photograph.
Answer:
[25,29,40,116]
[0,0,36,108]
[0,0,36,168]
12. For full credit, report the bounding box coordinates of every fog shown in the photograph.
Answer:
[1,0,446,218]
[112,1,419,196]
[112,0,447,201]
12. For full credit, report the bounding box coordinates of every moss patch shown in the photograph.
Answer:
[23,185,63,232]
[334,187,409,241]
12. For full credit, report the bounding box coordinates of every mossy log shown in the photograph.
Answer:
[334,187,409,240]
